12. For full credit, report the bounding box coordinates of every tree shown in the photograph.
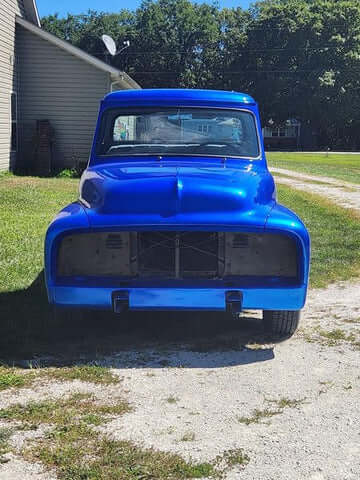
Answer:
[41,0,360,148]
[41,10,136,67]
[130,0,221,88]
[224,0,360,148]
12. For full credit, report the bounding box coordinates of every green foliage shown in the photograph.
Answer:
[181,431,195,441]
[237,397,305,425]
[223,0,360,148]
[41,0,360,148]
[133,0,221,88]
[0,367,26,391]
[0,427,13,462]
[56,168,81,179]
[0,364,120,393]
[0,393,130,426]
[45,365,120,385]
[165,395,179,403]
[0,394,246,479]
[32,426,216,480]
[237,408,282,425]
[318,328,357,346]
[217,448,249,468]
[0,394,216,480]
[266,397,306,409]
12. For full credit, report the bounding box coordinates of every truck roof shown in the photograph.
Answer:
[103,88,256,108]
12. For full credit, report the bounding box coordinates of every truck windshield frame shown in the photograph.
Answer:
[96,107,261,160]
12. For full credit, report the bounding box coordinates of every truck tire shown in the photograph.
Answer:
[263,310,300,339]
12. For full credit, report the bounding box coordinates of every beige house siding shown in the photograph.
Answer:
[16,24,111,169]
[0,0,26,170]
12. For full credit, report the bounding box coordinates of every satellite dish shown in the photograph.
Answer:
[101,35,117,56]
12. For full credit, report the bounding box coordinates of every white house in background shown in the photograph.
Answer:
[0,0,140,173]
[263,119,301,150]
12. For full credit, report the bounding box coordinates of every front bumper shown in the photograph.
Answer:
[45,202,310,312]
[50,284,307,311]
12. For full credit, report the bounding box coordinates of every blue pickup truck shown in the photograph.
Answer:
[45,89,310,338]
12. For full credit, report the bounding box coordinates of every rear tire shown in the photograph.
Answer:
[263,310,300,339]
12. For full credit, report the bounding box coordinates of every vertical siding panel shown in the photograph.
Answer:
[0,0,25,170]
[16,25,110,169]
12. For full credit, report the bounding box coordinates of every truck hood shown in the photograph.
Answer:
[80,159,276,228]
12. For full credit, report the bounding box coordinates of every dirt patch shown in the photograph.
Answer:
[270,167,360,190]
[0,453,56,480]
[99,334,359,480]
[300,280,360,348]
[271,167,360,213]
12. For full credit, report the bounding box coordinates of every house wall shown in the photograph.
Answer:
[0,0,26,170]
[16,24,111,170]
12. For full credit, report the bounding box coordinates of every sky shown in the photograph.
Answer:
[36,0,252,18]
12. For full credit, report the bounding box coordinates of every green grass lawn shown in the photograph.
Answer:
[0,173,77,292]
[267,152,360,184]
[0,174,78,355]
[277,186,360,288]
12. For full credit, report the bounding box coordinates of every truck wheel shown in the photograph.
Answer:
[263,310,300,339]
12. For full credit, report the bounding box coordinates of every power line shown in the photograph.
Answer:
[245,24,359,31]
[122,45,350,54]
[90,43,356,56]
[132,69,360,75]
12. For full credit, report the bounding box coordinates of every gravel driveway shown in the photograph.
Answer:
[1,278,359,480]
[96,280,359,480]
[271,167,360,213]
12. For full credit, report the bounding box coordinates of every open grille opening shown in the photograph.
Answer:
[137,231,221,278]
[137,232,175,275]
[57,231,298,281]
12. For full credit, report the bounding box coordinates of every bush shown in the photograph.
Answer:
[56,168,81,178]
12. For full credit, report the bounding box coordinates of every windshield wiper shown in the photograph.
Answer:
[193,142,237,147]
[108,144,159,151]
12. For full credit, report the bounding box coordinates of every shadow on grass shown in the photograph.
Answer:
[0,272,275,367]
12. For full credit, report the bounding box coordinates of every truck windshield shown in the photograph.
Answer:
[96,107,260,159]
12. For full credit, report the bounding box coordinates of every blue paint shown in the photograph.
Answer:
[45,89,310,312]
